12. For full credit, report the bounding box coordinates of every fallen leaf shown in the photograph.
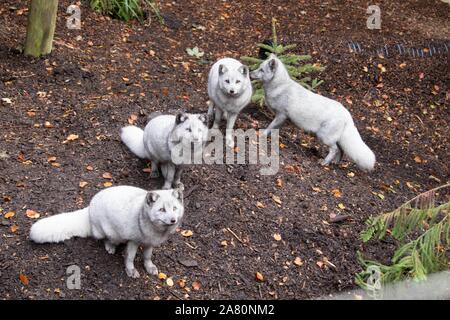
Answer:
[256,201,266,209]
[316,261,324,268]
[86,165,94,171]
[337,203,346,210]
[102,172,113,179]
[44,121,53,128]
[192,281,201,290]
[347,172,355,177]
[25,209,40,219]
[255,272,264,282]
[294,257,303,266]
[5,211,15,219]
[272,195,282,205]
[19,274,29,285]
[166,278,174,287]
[177,279,186,288]
[181,230,193,237]
[158,272,167,280]
[47,156,57,163]
[10,224,18,233]
[331,189,342,198]
[220,240,228,247]
[79,181,88,188]
[1,97,12,104]
[65,134,79,141]
[103,182,113,187]
[128,114,138,124]
[276,178,284,188]
[312,187,321,192]
[273,233,282,241]
[414,156,422,163]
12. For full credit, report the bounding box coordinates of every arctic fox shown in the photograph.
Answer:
[121,113,209,189]
[207,58,252,148]
[250,54,376,171]
[29,185,184,278]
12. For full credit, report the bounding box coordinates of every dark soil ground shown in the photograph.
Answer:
[0,0,449,300]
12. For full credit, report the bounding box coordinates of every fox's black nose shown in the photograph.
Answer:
[170,218,177,224]
[229,89,235,94]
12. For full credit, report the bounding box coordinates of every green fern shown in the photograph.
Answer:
[241,18,324,107]
[90,0,163,23]
[356,183,450,289]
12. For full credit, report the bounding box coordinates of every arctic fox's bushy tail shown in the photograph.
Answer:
[30,208,91,243]
[120,126,148,159]
[339,124,376,171]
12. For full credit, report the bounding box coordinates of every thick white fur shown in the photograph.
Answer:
[121,114,208,189]
[30,208,91,243]
[250,54,375,171]
[207,58,252,147]
[29,185,184,278]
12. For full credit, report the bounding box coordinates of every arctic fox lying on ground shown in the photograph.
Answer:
[121,113,209,189]
[250,54,376,171]
[30,185,184,278]
[207,58,252,148]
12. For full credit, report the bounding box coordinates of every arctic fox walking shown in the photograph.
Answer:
[121,113,209,189]
[250,54,376,171]
[30,185,184,278]
[207,58,252,148]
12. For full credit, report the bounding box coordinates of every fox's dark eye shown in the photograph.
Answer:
[173,207,177,211]
[225,79,230,84]
[160,208,166,213]
[186,128,192,132]
[236,80,241,84]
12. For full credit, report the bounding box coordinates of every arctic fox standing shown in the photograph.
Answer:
[250,54,376,171]
[30,185,184,278]
[207,58,252,148]
[121,113,209,189]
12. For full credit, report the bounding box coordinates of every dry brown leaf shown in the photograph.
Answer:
[10,224,18,233]
[102,172,113,179]
[255,272,264,282]
[273,233,282,241]
[276,178,284,188]
[158,272,167,280]
[294,257,303,266]
[4,211,15,219]
[272,195,282,205]
[181,230,193,237]
[19,274,29,285]
[192,281,201,290]
[256,201,266,209]
[331,189,342,198]
[103,182,113,187]
[26,209,40,219]
[66,134,79,141]
[86,165,94,171]
[166,278,174,287]
[177,279,186,288]
[79,181,88,188]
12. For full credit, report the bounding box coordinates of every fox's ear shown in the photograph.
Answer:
[268,53,277,59]
[198,114,207,124]
[146,192,159,204]
[219,64,228,75]
[176,113,187,125]
[238,65,249,76]
[268,59,277,72]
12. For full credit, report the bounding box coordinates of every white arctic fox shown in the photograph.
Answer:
[207,58,252,148]
[30,185,184,278]
[121,113,209,189]
[250,54,376,171]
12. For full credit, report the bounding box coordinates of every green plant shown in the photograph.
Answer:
[241,18,325,107]
[186,46,204,59]
[90,0,163,23]
[356,183,450,290]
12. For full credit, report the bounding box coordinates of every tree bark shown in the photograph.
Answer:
[24,0,59,57]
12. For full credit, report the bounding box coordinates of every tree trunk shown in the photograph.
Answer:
[24,0,58,57]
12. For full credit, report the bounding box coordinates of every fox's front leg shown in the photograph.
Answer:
[162,163,176,189]
[212,105,223,129]
[263,113,288,136]
[149,161,159,178]
[143,246,158,276]
[124,241,140,278]
[173,166,183,186]
[225,113,238,148]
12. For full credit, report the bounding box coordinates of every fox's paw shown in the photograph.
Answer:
[225,136,235,149]
[104,241,116,254]
[145,262,158,276]
[320,159,331,167]
[126,267,140,278]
